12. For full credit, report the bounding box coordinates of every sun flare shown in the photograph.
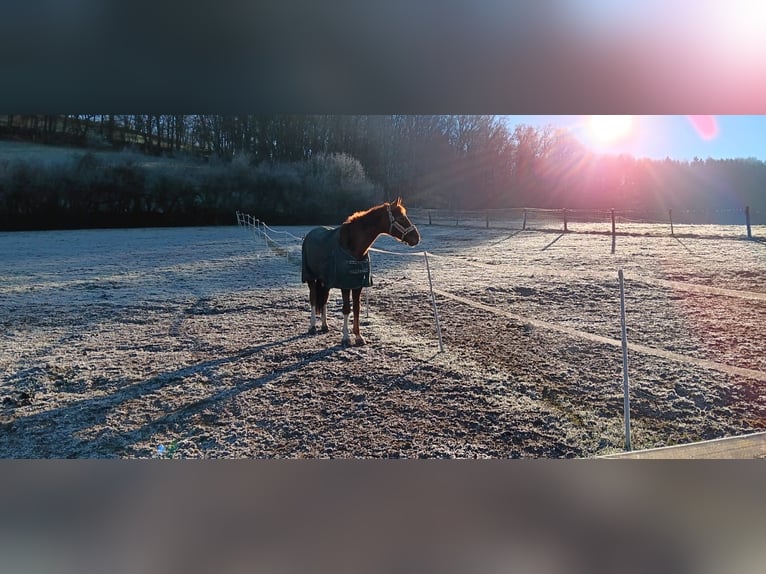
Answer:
[586,115,634,145]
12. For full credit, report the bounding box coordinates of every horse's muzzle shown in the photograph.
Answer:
[405,228,421,246]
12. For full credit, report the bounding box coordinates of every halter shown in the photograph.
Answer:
[387,204,417,241]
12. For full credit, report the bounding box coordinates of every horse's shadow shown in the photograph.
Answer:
[1,333,341,458]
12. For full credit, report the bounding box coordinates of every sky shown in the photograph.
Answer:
[504,115,766,162]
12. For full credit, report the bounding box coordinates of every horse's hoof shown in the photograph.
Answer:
[308,325,317,335]
[341,337,351,346]
[355,337,366,346]
[321,325,329,333]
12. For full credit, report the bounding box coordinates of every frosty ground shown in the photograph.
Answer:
[1,222,764,458]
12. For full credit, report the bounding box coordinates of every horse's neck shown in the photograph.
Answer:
[340,207,387,259]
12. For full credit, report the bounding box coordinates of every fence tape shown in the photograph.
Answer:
[237,212,765,374]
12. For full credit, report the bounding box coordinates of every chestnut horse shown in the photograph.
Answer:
[301,198,420,345]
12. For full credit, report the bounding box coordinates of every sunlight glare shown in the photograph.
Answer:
[586,115,633,145]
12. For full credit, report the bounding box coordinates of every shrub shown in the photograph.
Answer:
[0,147,382,229]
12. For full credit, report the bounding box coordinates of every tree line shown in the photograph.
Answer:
[1,115,764,230]
[0,148,380,230]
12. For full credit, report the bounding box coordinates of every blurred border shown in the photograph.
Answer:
[0,461,764,574]
[2,1,765,113]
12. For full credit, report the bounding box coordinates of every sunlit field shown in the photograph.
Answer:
[1,222,764,458]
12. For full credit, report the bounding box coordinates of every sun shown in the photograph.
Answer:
[585,115,634,145]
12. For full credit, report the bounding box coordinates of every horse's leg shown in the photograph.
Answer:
[341,288,351,345]
[319,282,329,332]
[352,288,365,345]
[308,280,317,334]
[321,302,329,332]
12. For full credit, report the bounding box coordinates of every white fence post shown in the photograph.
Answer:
[424,252,444,353]
[618,268,631,451]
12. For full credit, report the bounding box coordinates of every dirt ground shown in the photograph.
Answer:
[1,223,765,458]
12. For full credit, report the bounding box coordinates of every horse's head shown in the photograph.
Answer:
[387,197,420,246]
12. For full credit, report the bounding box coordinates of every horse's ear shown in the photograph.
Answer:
[395,196,403,206]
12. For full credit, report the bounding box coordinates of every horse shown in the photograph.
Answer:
[301,197,420,346]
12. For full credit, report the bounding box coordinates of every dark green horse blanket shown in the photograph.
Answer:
[301,226,372,289]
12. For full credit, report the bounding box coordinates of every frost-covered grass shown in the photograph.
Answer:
[1,224,764,458]
[0,140,197,169]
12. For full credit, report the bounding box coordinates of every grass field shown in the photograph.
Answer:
[1,222,764,458]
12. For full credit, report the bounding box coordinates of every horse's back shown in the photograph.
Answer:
[301,225,371,289]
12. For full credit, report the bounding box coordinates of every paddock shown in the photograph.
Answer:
[1,220,764,457]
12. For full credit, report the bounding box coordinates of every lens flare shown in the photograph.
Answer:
[686,115,718,140]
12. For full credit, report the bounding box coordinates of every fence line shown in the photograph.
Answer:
[239,209,766,382]
[407,206,760,241]
[259,221,303,242]
[235,210,766,453]
[237,210,764,301]
[236,210,303,263]
[429,287,766,383]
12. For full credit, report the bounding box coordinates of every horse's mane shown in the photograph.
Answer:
[344,200,406,224]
